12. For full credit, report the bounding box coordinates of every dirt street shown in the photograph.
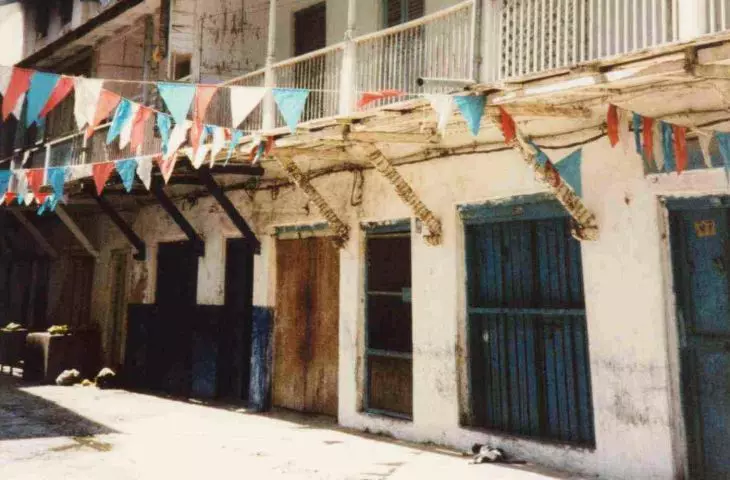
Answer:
[0,374,579,479]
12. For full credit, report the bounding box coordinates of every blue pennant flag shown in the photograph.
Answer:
[157,82,196,124]
[47,167,68,200]
[661,122,675,172]
[226,129,245,165]
[632,113,642,154]
[201,124,215,144]
[0,171,11,197]
[453,95,486,136]
[715,132,730,182]
[157,113,172,155]
[115,158,138,193]
[554,149,583,197]
[26,72,59,127]
[528,140,550,167]
[37,195,59,216]
[273,88,310,133]
[107,99,134,145]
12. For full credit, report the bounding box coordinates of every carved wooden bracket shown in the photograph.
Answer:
[275,155,350,249]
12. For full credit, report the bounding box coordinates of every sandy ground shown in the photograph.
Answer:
[0,372,583,480]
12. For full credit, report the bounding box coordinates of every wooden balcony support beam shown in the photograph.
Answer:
[274,154,350,248]
[350,143,442,246]
[90,190,147,261]
[151,178,205,255]
[55,205,100,259]
[488,111,598,240]
[8,210,58,259]
[197,166,261,254]
[345,131,441,144]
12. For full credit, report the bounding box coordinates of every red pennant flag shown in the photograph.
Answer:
[357,89,404,109]
[191,120,203,156]
[86,90,121,139]
[156,154,177,184]
[673,125,688,174]
[38,76,75,119]
[25,169,44,197]
[130,106,154,152]
[3,192,16,205]
[642,117,655,165]
[607,105,619,147]
[499,107,516,144]
[2,68,33,120]
[35,192,50,205]
[93,162,115,195]
[191,86,217,155]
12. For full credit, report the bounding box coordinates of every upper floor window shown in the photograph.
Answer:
[383,0,424,28]
[59,0,74,25]
[35,4,50,38]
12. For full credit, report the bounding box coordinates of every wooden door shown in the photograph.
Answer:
[274,236,339,416]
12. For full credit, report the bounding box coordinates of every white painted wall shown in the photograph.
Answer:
[74,131,702,479]
[0,4,26,66]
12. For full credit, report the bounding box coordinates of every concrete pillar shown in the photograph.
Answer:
[339,0,358,115]
[678,0,707,41]
[263,0,278,130]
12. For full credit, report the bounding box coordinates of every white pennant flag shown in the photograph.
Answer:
[166,120,192,160]
[230,86,267,128]
[210,127,226,168]
[0,66,12,97]
[697,130,714,168]
[68,163,93,182]
[12,93,25,120]
[425,94,454,133]
[74,78,104,130]
[15,171,29,205]
[119,102,141,150]
[653,120,664,172]
[618,108,631,154]
[192,144,210,169]
[136,156,153,190]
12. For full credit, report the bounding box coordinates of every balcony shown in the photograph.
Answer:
[11,0,730,170]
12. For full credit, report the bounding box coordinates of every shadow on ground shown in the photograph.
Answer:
[0,373,116,441]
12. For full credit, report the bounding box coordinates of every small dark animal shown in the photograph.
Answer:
[471,444,506,464]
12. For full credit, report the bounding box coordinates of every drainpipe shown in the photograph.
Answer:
[339,0,357,115]
[263,0,278,130]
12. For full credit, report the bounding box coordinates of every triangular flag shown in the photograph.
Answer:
[425,94,454,133]
[39,76,74,119]
[661,122,675,172]
[86,90,120,139]
[642,117,655,169]
[653,120,665,172]
[11,93,25,121]
[357,89,403,108]
[115,158,138,193]
[47,166,68,201]
[528,141,550,167]
[73,78,104,130]
[607,105,619,147]
[225,129,244,165]
[673,125,688,174]
[34,192,50,205]
[26,72,59,127]
[210,126,227,167]
[156,113,172,155]
[618,108,631,153]
[192,143,211,169]
[15,171,27,205]
[194,85,217,125]
[37,195,59,215]
[93,162,115,195]
[130,106,154,153]
[3,192,16,206]
[166,120,191,159]
[119,102,140,149]
[697,131,713,169]
[157,155,177,184]
[157,82,196,124]
[2,68,33,120]
[554,149,583,197]
[136,156,153,190]
[632,113,642,155]
[715,132,730,182]
[25,169,44,197]
[273,88,310,134]
[230,86,267,128]
[0,171,12,197]
[453,95,485,137]
[107,98,135,145]
[498,106,516,143]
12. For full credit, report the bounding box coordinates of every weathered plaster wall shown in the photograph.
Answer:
[74,132,694,478]
[0,4,26,66]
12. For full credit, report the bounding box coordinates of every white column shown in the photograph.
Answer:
[480,0,502,83]
[339,0,358,116]
[263,0,278,130]
[678,0,707,41]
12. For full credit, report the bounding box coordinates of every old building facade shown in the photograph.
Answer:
[2,1,730,479]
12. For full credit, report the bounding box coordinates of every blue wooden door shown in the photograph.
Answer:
[670,200,730,479]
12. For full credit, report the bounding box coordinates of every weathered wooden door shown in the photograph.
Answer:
[274,236,339,416]
[108,250,129,369]
[669,199,730,479]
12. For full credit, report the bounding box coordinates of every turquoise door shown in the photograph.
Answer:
[669,198,730,479]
